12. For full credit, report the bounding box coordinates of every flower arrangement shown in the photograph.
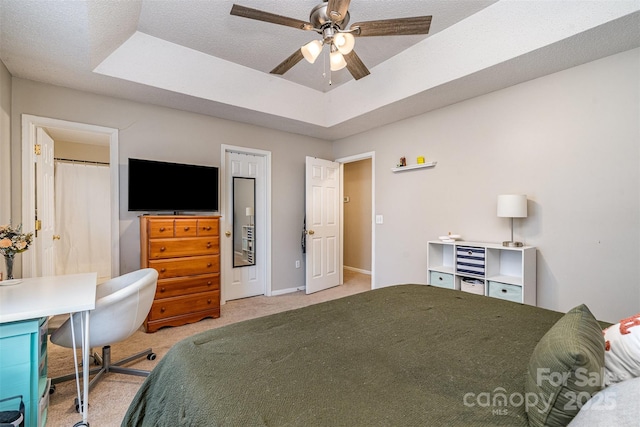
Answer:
[1,224,33,280]
[0,224,34,257]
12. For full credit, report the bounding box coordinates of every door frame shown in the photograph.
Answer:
[21,114,120,278]
[335,151,376,289]
[220,144,272,303]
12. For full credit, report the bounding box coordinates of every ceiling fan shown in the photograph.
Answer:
[230,0,432,81]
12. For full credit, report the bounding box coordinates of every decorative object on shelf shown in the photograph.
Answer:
[417,156,425,164]
[391,161,437,173]
[397,157,407,167]
[497,194,528,247]
[0,224,34,280]
[438,233,461,243]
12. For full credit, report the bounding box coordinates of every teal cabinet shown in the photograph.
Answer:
[0,317,49,427]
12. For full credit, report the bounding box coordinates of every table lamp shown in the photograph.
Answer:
[497,194,527,247]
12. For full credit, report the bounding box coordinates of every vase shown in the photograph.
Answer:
[4,254,14,280]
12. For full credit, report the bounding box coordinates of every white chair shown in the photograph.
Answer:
[50,268,159,398]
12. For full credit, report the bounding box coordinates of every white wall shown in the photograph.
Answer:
[333,48,640,323]
[10,79,332,292]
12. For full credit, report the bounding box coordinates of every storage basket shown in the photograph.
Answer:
[456,246,485,275]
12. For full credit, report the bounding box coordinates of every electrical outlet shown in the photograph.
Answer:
[295,260,301,268]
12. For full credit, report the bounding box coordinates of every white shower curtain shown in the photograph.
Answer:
[54,161,111,280]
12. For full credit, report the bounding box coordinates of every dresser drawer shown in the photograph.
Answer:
[148,219,175,238]
[156,274,220,298]
[149,237,220,259]
[148,290,220,321]
[488,281,523,303]
[429,271,455,289]
[198,218,219,236]
[174,219,198,237]
[150,255,220,279]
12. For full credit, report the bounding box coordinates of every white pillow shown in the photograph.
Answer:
[603,313,640,385]
[567,376,640,426]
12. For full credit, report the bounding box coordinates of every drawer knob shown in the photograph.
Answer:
[206,243,211,248]
[207,263,212,267]
[501,289,507,293]
[160,307,166,313]
[438,277,443,281]
[205,226,211,231]
[207,281,212,286]
[160,246,166,252]
[184,226,190,231]
[160,287,166,293]
[207,299,211,304]
[160,268,166,273]
[159,227,165,232]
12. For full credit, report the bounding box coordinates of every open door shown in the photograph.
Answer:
[305,156,341,294]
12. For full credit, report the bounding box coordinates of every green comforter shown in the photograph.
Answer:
[122,285,566,426]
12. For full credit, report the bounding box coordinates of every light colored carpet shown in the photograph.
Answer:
[47,270,371,427]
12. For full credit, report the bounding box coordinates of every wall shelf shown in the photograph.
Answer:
[391,161,437,173]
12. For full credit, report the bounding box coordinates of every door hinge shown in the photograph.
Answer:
[34,144,41,155]
[35,219,42,231]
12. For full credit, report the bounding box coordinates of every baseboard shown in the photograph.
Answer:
[271,286,305,296]
[344,266,372,275]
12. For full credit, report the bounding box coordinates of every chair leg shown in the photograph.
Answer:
[51,345,156,392]
[100,345,155,378]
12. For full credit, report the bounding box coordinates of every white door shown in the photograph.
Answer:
[224,151,266,300]
[305,156,341,294]
[35,128,55,277]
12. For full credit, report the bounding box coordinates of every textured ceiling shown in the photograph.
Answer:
[1,0,639,140]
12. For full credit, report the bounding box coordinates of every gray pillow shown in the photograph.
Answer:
[568,376,640,426]
[525,304,605,427]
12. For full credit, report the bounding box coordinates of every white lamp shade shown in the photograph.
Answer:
[245,207,254,217]
[301,40,323,64]
[497,195,528,218]
[334,32,355,54]
[330,50,347,71]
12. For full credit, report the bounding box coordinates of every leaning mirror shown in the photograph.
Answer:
[233,177,255,267]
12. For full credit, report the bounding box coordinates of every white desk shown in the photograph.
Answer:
[0,273,97,426]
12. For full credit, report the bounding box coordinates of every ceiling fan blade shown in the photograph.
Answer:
[270,49,305,75]
[231,4,313,31]
[327,0,351,22]
[344,50,370,80]
[351,16,432,37]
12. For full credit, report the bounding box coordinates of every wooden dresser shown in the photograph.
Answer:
[140,215,220,333]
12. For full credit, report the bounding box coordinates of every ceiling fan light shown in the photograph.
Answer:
[330,50,347,71]
[301,40,323,64]
[334,32,355,54]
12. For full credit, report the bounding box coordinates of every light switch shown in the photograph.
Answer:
[375,215,383,224]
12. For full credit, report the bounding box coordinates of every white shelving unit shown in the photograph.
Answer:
[242,225,254,264]
[427,240,537,305]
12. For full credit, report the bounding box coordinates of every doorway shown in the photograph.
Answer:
[337,152,375,289]
[21,115,119,279]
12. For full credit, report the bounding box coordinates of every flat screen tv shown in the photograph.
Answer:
[128,158,219,212]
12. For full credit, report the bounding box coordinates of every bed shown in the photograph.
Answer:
[122,284,611,427]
